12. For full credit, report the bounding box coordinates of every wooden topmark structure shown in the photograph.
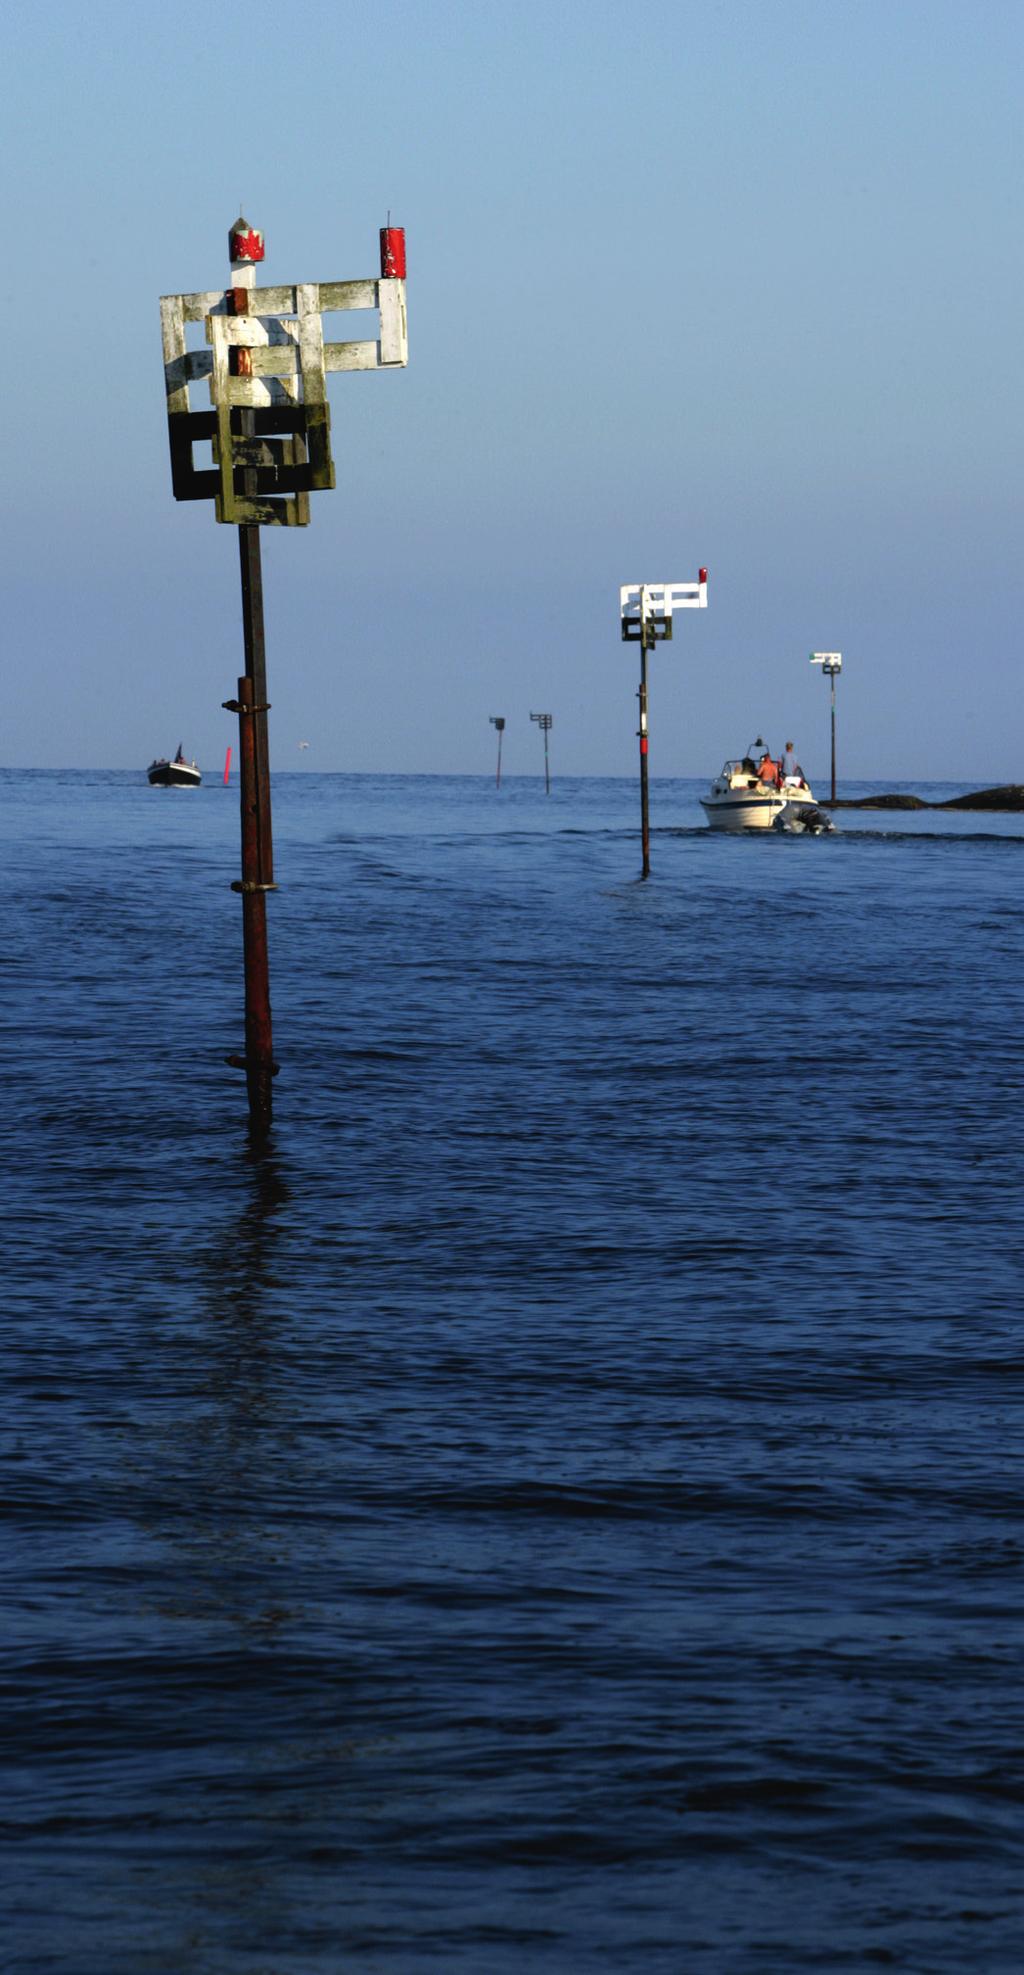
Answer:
[159,216,408,1124]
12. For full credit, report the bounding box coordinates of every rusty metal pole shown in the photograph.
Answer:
[232,529,277,1129]
[233,674,275,1119]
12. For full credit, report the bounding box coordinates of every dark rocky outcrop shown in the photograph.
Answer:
[833,786,1024,813]
[936,786,1024,811]
[835,793,928,810]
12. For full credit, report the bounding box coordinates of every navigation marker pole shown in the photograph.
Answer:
[225,219,277,1124]
[810,652,842,805]
[620,572,708,878]
[530,712,553,794]
[489,716,506,789]
[159,214,409,1126]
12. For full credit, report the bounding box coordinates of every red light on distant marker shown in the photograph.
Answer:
[699,568,708,584]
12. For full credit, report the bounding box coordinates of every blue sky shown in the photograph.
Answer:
[2,0,1020,779]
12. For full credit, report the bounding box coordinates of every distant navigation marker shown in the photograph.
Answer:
[810,652,842,804]
[530,711,553,795]
[619,571,708,878]
[489,716,506,789]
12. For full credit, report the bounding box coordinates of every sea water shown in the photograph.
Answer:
[3,770,1023,1972]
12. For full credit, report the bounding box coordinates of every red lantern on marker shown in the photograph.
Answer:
[228,216,265,266]
[379,225,406,279]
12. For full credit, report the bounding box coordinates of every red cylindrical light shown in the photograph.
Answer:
[228,216,265,265]
[380,225,406,279]
[699,567,708,585]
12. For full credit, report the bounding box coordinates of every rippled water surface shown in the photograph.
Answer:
[4,770,1023,1972]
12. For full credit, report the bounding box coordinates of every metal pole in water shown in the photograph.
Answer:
[620,571,707,881]
[810,654,842,807]
[490,715,505,789]
[230,674,275,1121]
[830,670,837,806]
[530,711,553,794]
[638,587,653,879]
[228,225,276,1126]
[638,599,651,881]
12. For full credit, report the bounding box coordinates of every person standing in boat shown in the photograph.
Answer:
[757,747,779,786]
[782,740,798,782]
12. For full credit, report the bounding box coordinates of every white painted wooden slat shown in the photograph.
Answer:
[319,280,377,311]
[270,318,301,406]
[224,377,276,408]
[620,581,707,616]
[324,341,382,371]
[208,315,236,516]
[159,294,184,363]
[246,346,301,378]
[378,279,407,365]
[172,289,232,321]
[160,297,190,414]
[296,284,327,407]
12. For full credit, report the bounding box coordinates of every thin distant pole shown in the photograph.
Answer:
[490,716,505,788]
[530,711,552,794]
[224,746,232,784]
[830,670,837,805]
[638,592,651,880]
[810,654,842,807]
[620,572,707,881]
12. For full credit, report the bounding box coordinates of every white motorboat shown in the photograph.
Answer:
[147,745,201,789]
[701,745,824,831]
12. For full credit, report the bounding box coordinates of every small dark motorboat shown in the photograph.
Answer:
[148,745,201,789]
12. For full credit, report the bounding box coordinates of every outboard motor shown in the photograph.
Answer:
[772,802,836,834]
